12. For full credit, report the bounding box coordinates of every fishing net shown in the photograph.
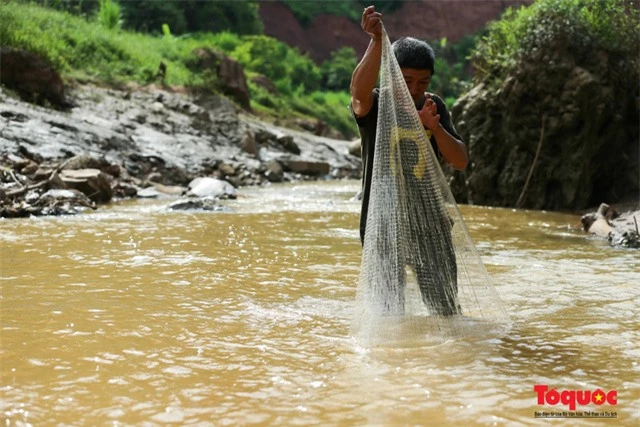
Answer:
[352,27,509,346]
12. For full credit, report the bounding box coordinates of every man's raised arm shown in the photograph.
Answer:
[350,6,383,118]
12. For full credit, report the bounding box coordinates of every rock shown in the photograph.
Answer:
[280,159,330,176]
[152,183,186,196]
[581,203,614,236]
[0,47,71,109]
[137,187,162,198]
[62,154,120,177]
[59,168,113,203]
[187,177,237,199]
[581,203,640,248]
[62,154,103,171]
[264,159,284,182]
[277,135,301,155]
[0,187,94,217]
[225,176,242,188]
[113,182,139,199]
[167,197,228,212]
[193,93,237,115]
[193,48,251,110]
[218,163,236,177]
[349,139,361,158]
[36,188,94,208]
[254,129,276,145]
[241,130,258,155]
[151,102,164,113]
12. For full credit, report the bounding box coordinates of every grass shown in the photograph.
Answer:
[1,1,359,137]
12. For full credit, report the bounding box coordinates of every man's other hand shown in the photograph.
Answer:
[418,94,441,131]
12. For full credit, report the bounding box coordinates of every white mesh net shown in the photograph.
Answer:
[352,27,510,346]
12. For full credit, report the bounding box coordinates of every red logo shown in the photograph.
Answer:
[535,385,618,411]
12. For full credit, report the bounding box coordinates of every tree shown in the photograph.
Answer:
[321,47,358,91]
[183,0,263,35]
[116,0,262,35]
[120,0,187,34]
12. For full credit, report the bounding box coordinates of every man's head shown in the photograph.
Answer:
[392,37,435,103]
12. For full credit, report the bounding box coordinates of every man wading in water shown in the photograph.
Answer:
[350,6,468,316]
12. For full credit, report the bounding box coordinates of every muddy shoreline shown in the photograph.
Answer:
[1,84,638,248]
[0,83,361,217]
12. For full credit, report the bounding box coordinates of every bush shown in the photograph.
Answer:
[472,0,639,83]
[321,47,358,91]
[0,2,194,85]
[221,35,321,95]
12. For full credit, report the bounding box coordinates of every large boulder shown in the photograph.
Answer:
[451,47,639,211]
[59,168,113,203]
[0,47,71,109]
[192,48,251,110]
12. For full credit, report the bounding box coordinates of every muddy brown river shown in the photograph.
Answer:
[1,181,638,426]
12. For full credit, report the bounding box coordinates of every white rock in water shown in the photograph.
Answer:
[187,177,236,199]
[137,187,162,198]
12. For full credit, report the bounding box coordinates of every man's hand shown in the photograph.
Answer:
[361,6,382,41]
[418,94,440,131]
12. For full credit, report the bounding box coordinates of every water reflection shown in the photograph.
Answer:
[1,181,638,426]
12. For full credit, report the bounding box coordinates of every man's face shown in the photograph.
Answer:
[401,68,432,104]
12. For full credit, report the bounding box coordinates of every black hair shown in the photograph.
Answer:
[392,37,435,74]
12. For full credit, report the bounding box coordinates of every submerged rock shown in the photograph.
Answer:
[167,197,230,212]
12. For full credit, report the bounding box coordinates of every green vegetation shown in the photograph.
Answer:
[430,35,478,109]
[1,1,358,136]
[1,2,196,85]
[472,0,639,84]
[280,0,404,25]
[1,1,477,138]
[322,47,359,92]
[97,0,122,30]
[27,0,264,35]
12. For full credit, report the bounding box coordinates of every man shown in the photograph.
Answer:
[350,6,468,316]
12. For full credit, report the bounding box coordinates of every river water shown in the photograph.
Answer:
[1,181,638,426]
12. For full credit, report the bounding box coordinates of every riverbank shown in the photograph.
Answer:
[2,83,638,248]
[0,83,361,217]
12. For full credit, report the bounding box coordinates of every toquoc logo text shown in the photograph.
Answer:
[534,385,618,411]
